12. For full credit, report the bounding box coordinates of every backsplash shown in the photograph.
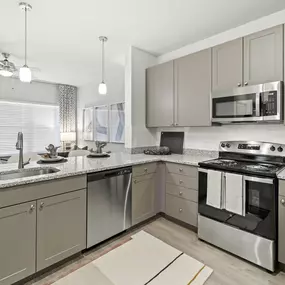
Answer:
[156,124,285,151]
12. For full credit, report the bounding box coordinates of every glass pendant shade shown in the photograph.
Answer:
[19,65,32,83]
[98,82,107,95]
[0,68,13,77]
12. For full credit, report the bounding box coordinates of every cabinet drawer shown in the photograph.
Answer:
[133,163,157,177]
[280,180,285,196]
[166,173,198,190]
[166,184,198,203]
[133,173,156,184]
[165,194,198,226]
[166,163,198,177]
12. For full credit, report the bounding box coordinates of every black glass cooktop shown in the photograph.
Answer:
[199,158,284,177]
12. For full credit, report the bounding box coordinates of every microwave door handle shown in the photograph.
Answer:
[256,92,261,117]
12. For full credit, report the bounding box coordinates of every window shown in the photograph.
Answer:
[0,101,60,155]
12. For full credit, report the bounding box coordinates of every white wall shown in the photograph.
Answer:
[125,47,157,149]
[0,76,58,105]
[152,9,285,151]
[158,8,285,63]
[77,65,125,152]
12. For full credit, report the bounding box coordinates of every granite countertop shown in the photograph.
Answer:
[277,168,285,180]
[0,152,216,189]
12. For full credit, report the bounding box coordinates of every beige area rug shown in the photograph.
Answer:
[54,231,213,285]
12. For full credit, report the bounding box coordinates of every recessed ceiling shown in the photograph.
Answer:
[1,0,285,86]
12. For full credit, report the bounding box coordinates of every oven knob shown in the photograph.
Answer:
[270,146,276,152]
[221,143,226,148]
[226,143,231,148]
[278,146,283,152]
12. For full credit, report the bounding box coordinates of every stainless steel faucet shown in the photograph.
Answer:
[16,132,30,169]
[95,141,107,154]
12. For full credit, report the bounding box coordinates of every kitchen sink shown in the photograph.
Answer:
[0,167,60,180]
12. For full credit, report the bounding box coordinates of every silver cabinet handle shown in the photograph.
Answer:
[144,168,148,173]
[237,83,241,87]
[179,191,183,196]
[179,168,183,172]
[179,208,183,213]
[244,82,248,86]
[134,179,137,184]
[281,199,285,206]
[30,204,35,212]
[175,123,178,126]
[39,202,45,210]
[179,180,183,184]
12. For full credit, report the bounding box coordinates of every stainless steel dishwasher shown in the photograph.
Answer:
[87,167,132,248]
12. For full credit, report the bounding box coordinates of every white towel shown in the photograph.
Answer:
[206,170,222,209]
[225,173,244,216]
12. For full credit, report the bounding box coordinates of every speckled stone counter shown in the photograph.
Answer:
[0,152,216,189]
[277,168,285,180]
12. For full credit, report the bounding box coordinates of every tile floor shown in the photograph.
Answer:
[25,217,285,285]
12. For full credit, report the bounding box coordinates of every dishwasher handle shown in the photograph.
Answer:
[88,167,132,182]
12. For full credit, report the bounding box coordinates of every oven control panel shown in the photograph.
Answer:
[238,144,260,150]
[219,141,285,156]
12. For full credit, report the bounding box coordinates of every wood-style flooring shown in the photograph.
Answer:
[25,217,285,285]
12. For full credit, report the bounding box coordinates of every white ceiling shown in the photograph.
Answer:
[1,0,285,86]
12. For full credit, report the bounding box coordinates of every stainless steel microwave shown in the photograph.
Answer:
[211,81,283,124]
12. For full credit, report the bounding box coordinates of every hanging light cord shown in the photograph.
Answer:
[101,39,105,83]
[24,6,28,66]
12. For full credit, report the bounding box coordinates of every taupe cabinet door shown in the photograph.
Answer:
[36,190,86,271]
[175,49,211,126]
[132,177,156,225]
[146,61,174,127]
[279,195,285,263]
[212,38,243,91]
[244,25,283,85]
[0,202,36,285]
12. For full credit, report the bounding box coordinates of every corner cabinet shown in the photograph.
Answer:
[175,49,211,126]
[146,61,174,127]
[37,189,86,271]
[0,202,36,285]
[146,49,211,127]
[212,38,243,91]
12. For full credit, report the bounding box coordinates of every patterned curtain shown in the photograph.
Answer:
[57,84,77,141]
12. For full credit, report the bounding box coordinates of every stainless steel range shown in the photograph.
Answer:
[198,141,285,272]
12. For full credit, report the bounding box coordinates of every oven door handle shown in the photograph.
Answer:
[243,176,273,184]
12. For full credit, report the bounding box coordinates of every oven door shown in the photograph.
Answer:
[212,85,262,123]
[198,169,277,240]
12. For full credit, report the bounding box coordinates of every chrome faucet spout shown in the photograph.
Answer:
[15,132,30,169]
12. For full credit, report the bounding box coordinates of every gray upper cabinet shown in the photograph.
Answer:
[175,49,211,126]
[146,61,174,127]
[279,195,285,264]
[36,190,86,271]
[0,202,36,285]
[212,38,243,91]
[244,25,283,85]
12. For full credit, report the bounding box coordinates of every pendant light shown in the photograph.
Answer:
[98,36,108,95]
[19,2,32,83]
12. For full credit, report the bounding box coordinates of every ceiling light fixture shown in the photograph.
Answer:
[0,53,16,77]
[98,36,108,95]
[19,2,32,83]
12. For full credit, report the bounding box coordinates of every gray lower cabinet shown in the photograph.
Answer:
[132,175,156,225]
[244,25,283,85]
[0,202,36,285]
[279,195,285,264]
[146,61,174,127]
[36,189,86,271]
[175,49,211,126]
[212,38,243,91]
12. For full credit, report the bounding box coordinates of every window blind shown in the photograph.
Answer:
[0,101,60,155]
